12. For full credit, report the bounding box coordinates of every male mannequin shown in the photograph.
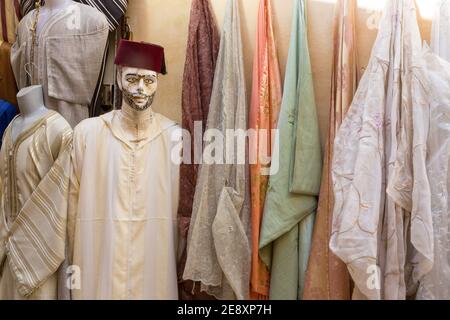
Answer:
[67,40,180,300]
[0,85,72,300]
[11,0,109,127]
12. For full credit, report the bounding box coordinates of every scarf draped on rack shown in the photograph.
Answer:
[303,0,357,300]
[178,0,220,300]
[183,0,251,300]
[259,0,322,300]
[249,0,282,301]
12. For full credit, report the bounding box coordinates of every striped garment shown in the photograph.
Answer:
[0,111,72,298]
[20,0,127,31]
[0,0,21,43]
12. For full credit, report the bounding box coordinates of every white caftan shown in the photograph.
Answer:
[0,111,72,300]
[67,110,181,300]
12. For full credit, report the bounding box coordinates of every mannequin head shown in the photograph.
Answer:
[117,66,158,111]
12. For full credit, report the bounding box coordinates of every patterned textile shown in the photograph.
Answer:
[177,0,220,300]
[183,0,251,300]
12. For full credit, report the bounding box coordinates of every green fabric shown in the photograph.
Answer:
[259,0,322,300]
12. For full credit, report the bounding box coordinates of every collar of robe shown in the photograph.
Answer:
[100,109,177,149]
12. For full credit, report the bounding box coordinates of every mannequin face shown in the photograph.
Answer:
[118,67,158,111]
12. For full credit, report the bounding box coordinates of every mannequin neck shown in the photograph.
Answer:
[17,85,48,118]
[117,100,155,143]
[42,0,72,10]
[120,100,154,128]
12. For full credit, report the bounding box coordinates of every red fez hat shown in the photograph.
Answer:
[114,39,167,75]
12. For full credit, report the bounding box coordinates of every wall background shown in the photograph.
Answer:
[127,0,433,149]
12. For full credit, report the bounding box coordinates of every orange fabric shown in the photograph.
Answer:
[302,0,357,300]
[0,41,17,106]
[249,0,282,300]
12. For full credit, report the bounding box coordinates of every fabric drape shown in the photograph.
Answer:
[178,0,220,300]
[249,0,282,300]
[302,0,357,300]
[0,111,72,299]
[0,41,18,106]
[183,0,251,300]
[0,0,20,43]
[259,0,322,300]
[330,0,434,300]
[415,3,450,299]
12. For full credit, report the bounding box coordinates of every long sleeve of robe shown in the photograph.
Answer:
[183,0,251,300]
[330,0,434,300]
[302,0,357,301]
[249,0,282,300]
[178,0,220,300]
[0,111,72,299]
[258,0,322,300]
[11,3,109,127]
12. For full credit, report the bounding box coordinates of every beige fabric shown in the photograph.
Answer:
[0,111,72,300]
[11,3,109,127]
[68,110,181,300]
[415,47,450,300]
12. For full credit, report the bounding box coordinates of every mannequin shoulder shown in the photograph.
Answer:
[45,112,73,135]
[72,3,109,31]
[72,116,104,138]
[155,113,182,143]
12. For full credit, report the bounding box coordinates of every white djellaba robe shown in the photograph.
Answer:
[0,111,72,300]
[67,110,181,300]
[11,2,109,128]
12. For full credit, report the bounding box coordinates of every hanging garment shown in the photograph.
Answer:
[303,0,357,300]
[67,111,180,300]
[20,0,127,31]
[330,0,433,300]
[0,41,18,105]
[0,110,72,299]
[431,0,450,63]
[178,0,220,300]
[0,99,18,146]
[11,3,109,127]
[414,12,450,299]
[0,0,20,43]
[259,0,322,300]
[249,0,282,301]
[183,0,251,300]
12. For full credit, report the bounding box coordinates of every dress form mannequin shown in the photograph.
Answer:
[37,0,73,35]
[11,85,49,144]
